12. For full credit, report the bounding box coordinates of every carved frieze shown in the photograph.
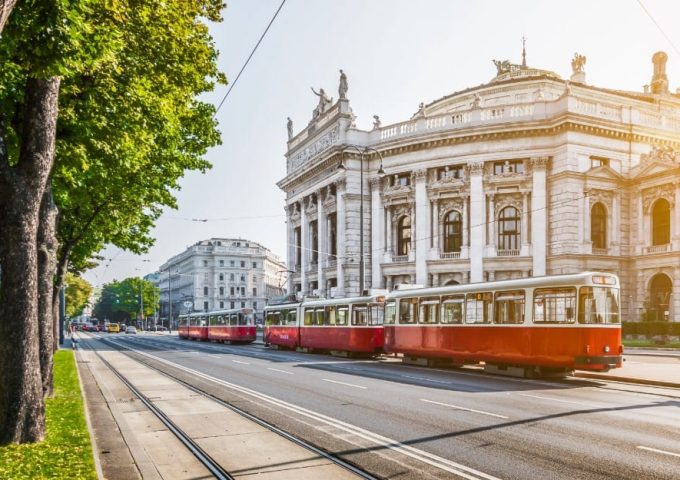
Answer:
[642,183,675,212]
[437,198,464,219]
[530,156,549,170]
[290,125,340,171]
[469,162,484,175]
[494,192,523,215]
[640,145,680,165]
[586,188,614,209]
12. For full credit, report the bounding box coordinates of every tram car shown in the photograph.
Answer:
[207,308,256,344]
[180,312,209,341]
[384,272,622,375]
[178,314,190,339]
[264,293,386,355]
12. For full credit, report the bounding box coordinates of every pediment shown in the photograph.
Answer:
[632,161,678,179]
[585,165,622,180]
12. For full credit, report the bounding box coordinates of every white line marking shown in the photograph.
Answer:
[517,393,597,408]
[322,379,367,389]
[420,399,509,419]
[637,446,680,458]
[232,360,250,365]
[111,341,501,480]
[268,368,293,375]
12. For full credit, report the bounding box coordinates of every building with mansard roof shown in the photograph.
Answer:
[278,51,680,322]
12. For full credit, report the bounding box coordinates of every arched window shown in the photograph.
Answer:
[397,216,411,256]
[444,279,459,286]
[442,211,462,253]
[649,274,672,321]
[652,199,671,246]
[591,202,607,249]
[498,207,520,250]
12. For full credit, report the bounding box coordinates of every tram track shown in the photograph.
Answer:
[84,334,379,480]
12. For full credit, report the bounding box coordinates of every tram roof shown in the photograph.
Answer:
[386,272,618,299]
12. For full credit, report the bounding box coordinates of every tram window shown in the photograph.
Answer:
[441,295,464,324]
[465,292,492,324]
[230,314,238,326]
[384,301,397,324]
[352,304,368,326]
[304,309,314,326]
[578,287,620,324]
[243,313,254,325]
[282,310,297,325]
[337,306,349,325]
[370,304,384,325]
[533,287,576,323]
[419,298,439,324]
[199,316,207,327]
[399,298,418,324]
[494,290,525,324]
[315,308,325,326]
[266,311,279,326]
[325,306,336,325]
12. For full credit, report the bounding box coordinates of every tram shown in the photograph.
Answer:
[264,293,386,355]
[178,314,190,339]
[384,272,622,375]
[207,308,256,344]
[178,312,209,341]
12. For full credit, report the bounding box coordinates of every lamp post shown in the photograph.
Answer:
[162,270,196,331]
[338,145,385,295]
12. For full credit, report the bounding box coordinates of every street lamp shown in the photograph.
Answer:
[161,270,196,332]
[337,145,386,295]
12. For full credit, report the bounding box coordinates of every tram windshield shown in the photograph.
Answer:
[578,287,620,324]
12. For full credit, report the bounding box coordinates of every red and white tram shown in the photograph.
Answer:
[178,314,190,339]
[264,293,386,355]
[178,312,209,341]
[207,308,256,344]
[384,272,622,374]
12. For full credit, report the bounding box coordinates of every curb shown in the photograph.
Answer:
[575,372,680,389]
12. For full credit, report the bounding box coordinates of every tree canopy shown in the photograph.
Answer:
[94,277,158,323]
[64,273,92,318]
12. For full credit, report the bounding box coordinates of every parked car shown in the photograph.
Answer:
[106,323,120,333]
[125,326,137,334]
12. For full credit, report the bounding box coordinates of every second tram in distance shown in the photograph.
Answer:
[178,307,256,344]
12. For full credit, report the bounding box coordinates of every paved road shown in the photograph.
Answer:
[96,333,680,480]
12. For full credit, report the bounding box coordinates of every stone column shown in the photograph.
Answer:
[432,200,439,251]
[300,198,309,294]
[531,157,548,276]
[637,191,644,254]
[578,185,586,252]
[317,192,326,296]
[414,169,429,286]
[673,266,680,322]
[432,273,439,287]
[469,162,485,282]
[521,191,530,256]
[335,179,346,297]
[385,206,392,260]
[612,192,620,255]
[584,189,592,254]
[286,204,294,294]
[674,182,680,250]
[370,177,384,289]
[462,195,469,258]
[487,193,496,256]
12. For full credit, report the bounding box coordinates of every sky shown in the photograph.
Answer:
[82,0,680,288]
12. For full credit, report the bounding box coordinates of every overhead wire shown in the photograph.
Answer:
[636,0,680,58]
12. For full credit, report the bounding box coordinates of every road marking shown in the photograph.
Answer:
[268,368,293,375]
[517,393,596,407]
[420,399,509,419]
[113,341,502,480]
[637,446,680,458]
[232,360,250,365]
[322,379,367,389]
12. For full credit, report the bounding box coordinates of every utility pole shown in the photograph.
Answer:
[139,280,144,330]
[168,273,172,332]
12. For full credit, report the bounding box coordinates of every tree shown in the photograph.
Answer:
[64,273,92,318]
[93,278,158,323]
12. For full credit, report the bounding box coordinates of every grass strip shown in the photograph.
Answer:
[623,339,680,349]
[0,350,97,479]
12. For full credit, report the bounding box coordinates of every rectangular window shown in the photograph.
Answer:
[398,298,418,324]
[465,292,493,324]
[304,308,314,326]
[240,261,245,268]
[203,286,209,296]
[370,304,384,325]
[436,165,464,180]
[230,302,235,309]
[219,286,224,295]
[418,297,439,324]
[203,301,209,311]
[252,262,257,269]
[493,160,524,175]
[494,290,525,324]
[241,287,245,296]
[241,301,245,308]
[590,156,609,168]
[230,260,235,267]
[285,309,297,326]
[393,173,411,186]
[252,301,257,311]
[219,273,224,281]
[253,287,257,296]
[240,274,245,282]
[352,304,368,326]
[578,287,620,324]
[315,308,325,326]
[229,314,237,326]
[533,287,576,323]
[384,301,396,324]
[219,260,224,267]
[266,311,280,326]
[203,260,208,267]
[336,306,348,326]
[441,295,464,324]
[219,301,224,309]
[230,287,235,296]
[325,306,336,325]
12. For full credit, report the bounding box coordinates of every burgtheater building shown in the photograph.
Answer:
[278,51,680,322]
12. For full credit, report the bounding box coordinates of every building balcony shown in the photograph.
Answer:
[391,254,409,263]
[439,251,461,259]
[645,244,671,254]
[497,249,521,257]
[592,247,609,255]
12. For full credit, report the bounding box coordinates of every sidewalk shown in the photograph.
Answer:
[73,333,361,480]
[575,353,680,388]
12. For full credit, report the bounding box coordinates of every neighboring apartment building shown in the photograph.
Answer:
[156,238,286,324]
[278,50,680,322]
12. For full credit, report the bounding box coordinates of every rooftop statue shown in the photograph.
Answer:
[286,117,293,140]
[571,53,586,74]
[338,69,348,99]
[311,87,333,118]
[372,115,381,130]
[493,59,512,75]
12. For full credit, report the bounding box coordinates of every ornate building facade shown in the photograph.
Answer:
[278,52,680,322]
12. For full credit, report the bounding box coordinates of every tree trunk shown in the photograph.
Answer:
[37,182,58,398]
[0,0,17,33]
[0,76,60,444]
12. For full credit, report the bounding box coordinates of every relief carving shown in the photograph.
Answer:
[290,125,340,170]
[642,183,675,211]
[640,145,680,165]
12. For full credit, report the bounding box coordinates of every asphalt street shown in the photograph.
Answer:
[96,333,680,480]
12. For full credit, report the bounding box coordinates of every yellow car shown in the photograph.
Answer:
[106,323,120,333]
